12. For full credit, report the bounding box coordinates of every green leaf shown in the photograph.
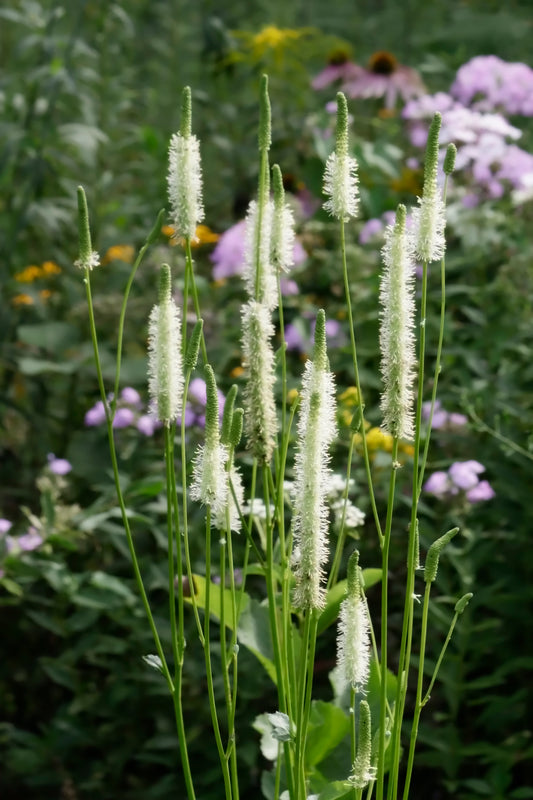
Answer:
[184,575,277,683]
[18,357,79,376]
[39,657,79,691]
[0,577,23,597]
[305,700,350,768]
[17,322,80,352]
[317,782,353,800]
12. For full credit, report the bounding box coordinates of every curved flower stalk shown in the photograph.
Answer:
[379,204,416,441]
[167,87,204,243]
[411,112,446,263]
[292,310,337,610]
[241,301,277,464]
[147,264,184,426]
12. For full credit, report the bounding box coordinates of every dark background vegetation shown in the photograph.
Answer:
[1,1,532,799]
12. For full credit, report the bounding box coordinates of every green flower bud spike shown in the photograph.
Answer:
[424,526,460,583]
[184,319,203,372]
[350,700,376,788]
[443,143,457,176]
[455,592,473,614]
[180,86,192,139]
[258,74,271,152]
[221,384,238,446]
[204,364,220,449]
[229,408,244,449]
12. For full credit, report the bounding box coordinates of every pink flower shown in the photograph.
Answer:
[84,400,107,426]
[47,454,72,475]
[210,218,306,283]
[312,59,364,90]
[0,519,12,535]
[448,460,485,490]
[423,471,450,497]
[341,51,425,109]
[466,480,495,503]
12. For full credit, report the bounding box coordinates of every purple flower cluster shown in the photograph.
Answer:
[402,57,533,201]
[451,56,533,116]
[210,218,306,287]
[0,519,44,554]
[424,460,495,503]
[422,400,467,430]
[284,317,344,354]
[85,382,225,435]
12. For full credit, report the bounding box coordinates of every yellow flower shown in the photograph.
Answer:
[339,409,354,427]
[399,442,415,457]
[230,365,245,378]
[162,223,219,248]
[41,260,61,275]
[250,25,303,55]
[13,293,34,306]
[14,265,42,283]
[287,388,299,405]
[39,289,52,301]
[102,244,135,265]
[339,386,360,406]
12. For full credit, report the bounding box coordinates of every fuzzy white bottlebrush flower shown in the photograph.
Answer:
[241,301,277,463]
[243,199,277,310]
[147,264,184,426]
[292,310,337,610]
[411,111,446,263]
[379,204,416,441]
[337,551,371,692]
[190,365,230,525]
[167,87,204,242]
[323,92,359,221]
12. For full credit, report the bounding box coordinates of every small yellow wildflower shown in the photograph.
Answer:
[39,289,52,300]
[230,365,245,378]
[399,442,415,457]
[339,409,354,427]
[287,388,299,405]
[14,265,42,283]
[102,245,135,265]
[250,25,303,55]
[366,427,394,452]
[13,293,34,306]
[162,223,219,248]
[339,386,360,406]
[41,260,61,275]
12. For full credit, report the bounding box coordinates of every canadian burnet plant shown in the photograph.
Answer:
[78,78,473,800]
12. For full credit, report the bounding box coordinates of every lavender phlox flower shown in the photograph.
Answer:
[47,454,72,475]
[466,480,496,503]
[422,400,468,430]
[448,460,485,490]
[85,400,107,426]
[137,414,161,436]
[423,470,452,497]
[451,56,533,116]
[120,387,143,408]
[359,218,384,245]
[0,519,12,534]
[112,407,136,429]
[8,527,44,552]
[210,219,306,283]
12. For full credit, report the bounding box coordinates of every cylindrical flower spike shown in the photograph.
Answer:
[292,310,337,610]
[244,198,276,309]
[379,204,416,441]
[167,86,204,243]
[75,186,100,270]
[271,164,297,275]
[323,93,359,221]
[349,700,376,789]
[190,365,243,530]
[241,301,277,463]
[337,551,371,691]
[147,264,184,426]
[411,112,446,262]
